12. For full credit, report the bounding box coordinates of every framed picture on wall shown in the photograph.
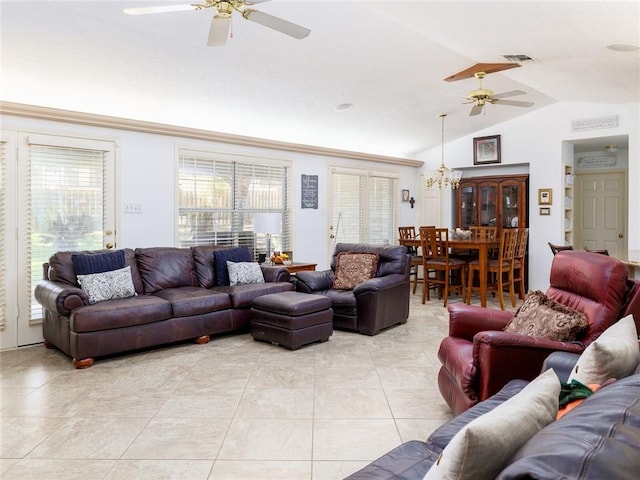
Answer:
[538,188,553,205]
[473,135,501,165]
[401,189,410,202]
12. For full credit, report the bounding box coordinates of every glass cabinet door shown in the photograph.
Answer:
[459,184,477,228]
[479,183,498,226]
[502,183,520,228]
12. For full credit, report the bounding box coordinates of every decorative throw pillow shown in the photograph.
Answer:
[503,290,588,342]
[212,247,252,286]
[72,250,125,275]
[423,369,560,480]
[568,314,639,385]
[332,252,379,290]
[76,266,137,304]
[227,261,265,286]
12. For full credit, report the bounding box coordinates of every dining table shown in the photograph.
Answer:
[399,235,499,308]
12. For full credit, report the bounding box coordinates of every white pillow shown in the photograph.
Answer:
[77,266,137,304]
[568,314,639,385]
[423,369,560,480]
[227,261,265,286]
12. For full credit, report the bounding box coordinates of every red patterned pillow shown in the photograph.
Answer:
[504,290,588,342]
[332,252,379,290]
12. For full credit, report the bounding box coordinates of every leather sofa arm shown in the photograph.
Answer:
[473,330,584,400]
[260,265,290,283]
[295,270,334,292]
[448,303,514,341]
[541,351,581,383]
[353,273,406,294]
[34,280,88,316]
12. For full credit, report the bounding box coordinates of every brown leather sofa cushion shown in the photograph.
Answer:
[153,287,231,317]
[136,247,198,294]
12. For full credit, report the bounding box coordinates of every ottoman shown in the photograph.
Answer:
[251,291,333,350]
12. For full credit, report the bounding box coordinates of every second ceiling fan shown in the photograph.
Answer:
[124,0,310,46]
[464,71,534,116]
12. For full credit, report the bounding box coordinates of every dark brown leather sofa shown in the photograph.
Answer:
[438,250,640,414]
[294,243,410,335]
[35,246,294,368]
[345,353,640,479]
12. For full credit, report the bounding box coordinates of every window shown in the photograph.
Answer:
[329,166,399,245]
[177,149,291,257]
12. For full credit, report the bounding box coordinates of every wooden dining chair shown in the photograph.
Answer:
[467,225,499,259]
[512,228,529,300]
[420,227,467,307]
[398,226,422,294]
[548,242,573,255]
[584,247,609,256]
[467,228,518,310]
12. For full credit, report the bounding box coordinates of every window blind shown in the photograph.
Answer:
[178,150,291,257]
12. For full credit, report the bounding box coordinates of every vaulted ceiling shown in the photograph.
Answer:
[2,1,639,158]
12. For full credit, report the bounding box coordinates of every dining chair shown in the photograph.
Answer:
[584,247,609,256]
[467,228,518,310]
[513,228,529,300]
[398,226,422,294]
[469,225,499,259]
[548,242,574,255]
[420,227,467,307]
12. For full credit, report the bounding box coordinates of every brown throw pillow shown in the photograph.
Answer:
[332,252,379,290]
[504,290,588,342]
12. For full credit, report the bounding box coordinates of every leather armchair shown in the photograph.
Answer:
[438,250,640,414]
[295,243,410,335]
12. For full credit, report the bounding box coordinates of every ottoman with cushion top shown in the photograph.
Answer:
[251,291,333,350]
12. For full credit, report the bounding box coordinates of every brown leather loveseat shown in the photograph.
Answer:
[295,243,410,335]
[35,246,294,368]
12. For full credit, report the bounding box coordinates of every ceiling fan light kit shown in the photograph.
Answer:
[463,71,534,116]
[124,0,310,46]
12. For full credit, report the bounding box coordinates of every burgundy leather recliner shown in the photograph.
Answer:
[437,250,640,415]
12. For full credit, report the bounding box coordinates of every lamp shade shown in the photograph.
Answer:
[254,213,282,234]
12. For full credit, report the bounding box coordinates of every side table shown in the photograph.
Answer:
[282,262,317,274]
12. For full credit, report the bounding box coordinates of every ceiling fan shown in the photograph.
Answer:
[124,0,311,46]
[464,72,534,116]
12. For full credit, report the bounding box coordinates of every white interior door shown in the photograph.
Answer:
[7,132,116,347]
[418,174,443,227]
[574,171,626,256]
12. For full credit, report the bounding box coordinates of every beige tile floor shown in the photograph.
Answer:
[0,293,517,479]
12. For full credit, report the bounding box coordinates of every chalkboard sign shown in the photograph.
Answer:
[301,174,318,209]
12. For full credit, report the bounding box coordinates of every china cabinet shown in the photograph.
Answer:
[455,174,529,229]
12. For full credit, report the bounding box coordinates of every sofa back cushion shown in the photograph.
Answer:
[497,372,640,480]
[331,243,408,278]
[47,248,143,293]
[135,247,197,294]
[546,251,630,345]
[191,245,239,288]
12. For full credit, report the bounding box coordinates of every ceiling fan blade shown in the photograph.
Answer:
[207,15,231,46]
[491,90,527,100]
[124,4,198,15]
[493,99,535,108]
[243,9,310,39]
[244,0,272,4]
[470,104,483,116]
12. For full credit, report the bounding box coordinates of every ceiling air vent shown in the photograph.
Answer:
[502,54,535,62]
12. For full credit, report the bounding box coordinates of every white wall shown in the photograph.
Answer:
[2,114,421,271]
[417,101,640,291]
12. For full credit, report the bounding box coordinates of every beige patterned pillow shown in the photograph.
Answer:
[332,252,379,290]
[504,290,588,342]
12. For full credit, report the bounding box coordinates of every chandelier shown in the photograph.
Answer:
[425,114,462,189]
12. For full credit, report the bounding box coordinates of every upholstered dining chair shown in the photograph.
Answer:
[467,228,518,310]
[548,242,573,255]
[398,226,422,294]
[420,227,467,307]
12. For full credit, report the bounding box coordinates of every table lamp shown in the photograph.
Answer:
[254,213,282,262]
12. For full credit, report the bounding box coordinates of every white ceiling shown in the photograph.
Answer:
[1,1,639,158]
